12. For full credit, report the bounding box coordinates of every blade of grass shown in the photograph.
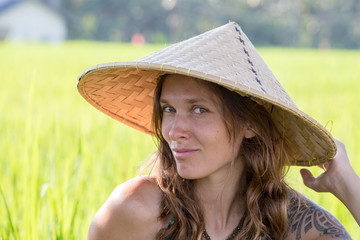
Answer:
[0,184,19,240]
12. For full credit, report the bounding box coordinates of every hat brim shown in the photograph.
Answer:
[78,61,336,166]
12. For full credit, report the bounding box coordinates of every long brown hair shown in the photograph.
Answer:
[151,74,292,239]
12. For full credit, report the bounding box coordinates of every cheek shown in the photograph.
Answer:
[205,127,231,152]
[216,127,243,156]
[161,120,170,141]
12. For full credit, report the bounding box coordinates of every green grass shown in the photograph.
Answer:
[0,42,359,239]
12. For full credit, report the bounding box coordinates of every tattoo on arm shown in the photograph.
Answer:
[288,197,352,240]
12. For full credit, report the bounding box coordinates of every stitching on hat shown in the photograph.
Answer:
[232,81,238,90]
[243,47,250,57]
[235,26,267,94]
[203,73,208,80]
[246,86,250,95]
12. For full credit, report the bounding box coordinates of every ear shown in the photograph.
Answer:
[243,122,256,139]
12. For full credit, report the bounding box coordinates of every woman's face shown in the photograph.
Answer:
[160,75,248,180]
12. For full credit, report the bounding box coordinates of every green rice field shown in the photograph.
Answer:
[0,41,359,239]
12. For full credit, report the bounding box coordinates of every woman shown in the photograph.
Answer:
[78,22,353,239]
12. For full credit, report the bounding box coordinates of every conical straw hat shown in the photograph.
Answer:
[77,22,336,166]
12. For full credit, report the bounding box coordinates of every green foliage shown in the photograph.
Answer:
[0,42,359,239]
[51,0,360,48]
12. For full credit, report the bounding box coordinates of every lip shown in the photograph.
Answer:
[172,148,198,159]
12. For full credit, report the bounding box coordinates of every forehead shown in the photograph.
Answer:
[161,75,219,101]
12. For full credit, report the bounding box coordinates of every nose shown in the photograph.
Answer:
[168,113,190,141]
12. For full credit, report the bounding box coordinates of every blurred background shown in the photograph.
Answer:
[1,0,360,48]
[1,0,359,239]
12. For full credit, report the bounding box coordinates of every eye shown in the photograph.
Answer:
[162,105,175,113]
[193,107,208,114]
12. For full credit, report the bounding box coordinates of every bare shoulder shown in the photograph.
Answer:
[86,176,163,240]
[286,194,352,240]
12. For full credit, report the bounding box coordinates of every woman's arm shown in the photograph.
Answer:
[300,139,360,226]
[86,176,163,240]
[287,194,351,239]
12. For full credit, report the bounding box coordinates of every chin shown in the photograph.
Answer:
[177,169,198,180]
[177,169,207,180]
[176,163,206,180]
[177,172,196,180]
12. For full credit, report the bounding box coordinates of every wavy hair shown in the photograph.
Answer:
[151,74,292,239]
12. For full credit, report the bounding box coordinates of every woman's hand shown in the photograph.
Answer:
[300,139,360,226]
[300,139,352,193]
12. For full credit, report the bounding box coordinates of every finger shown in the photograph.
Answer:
[323,161,330,170]
[334,139,347,158]
[300,168,317,190]
[318,161,330,171]
[334,138,345,150]
[318,163,327,171]
[333,138,351,167]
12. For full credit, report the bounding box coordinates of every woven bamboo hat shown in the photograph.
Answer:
[77,22,336,166]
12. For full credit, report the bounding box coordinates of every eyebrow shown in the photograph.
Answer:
[160,98,211,105]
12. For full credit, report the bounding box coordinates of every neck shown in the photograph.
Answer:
[194,159,246,228]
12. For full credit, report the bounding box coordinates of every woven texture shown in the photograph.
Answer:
[77,22,336,166]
